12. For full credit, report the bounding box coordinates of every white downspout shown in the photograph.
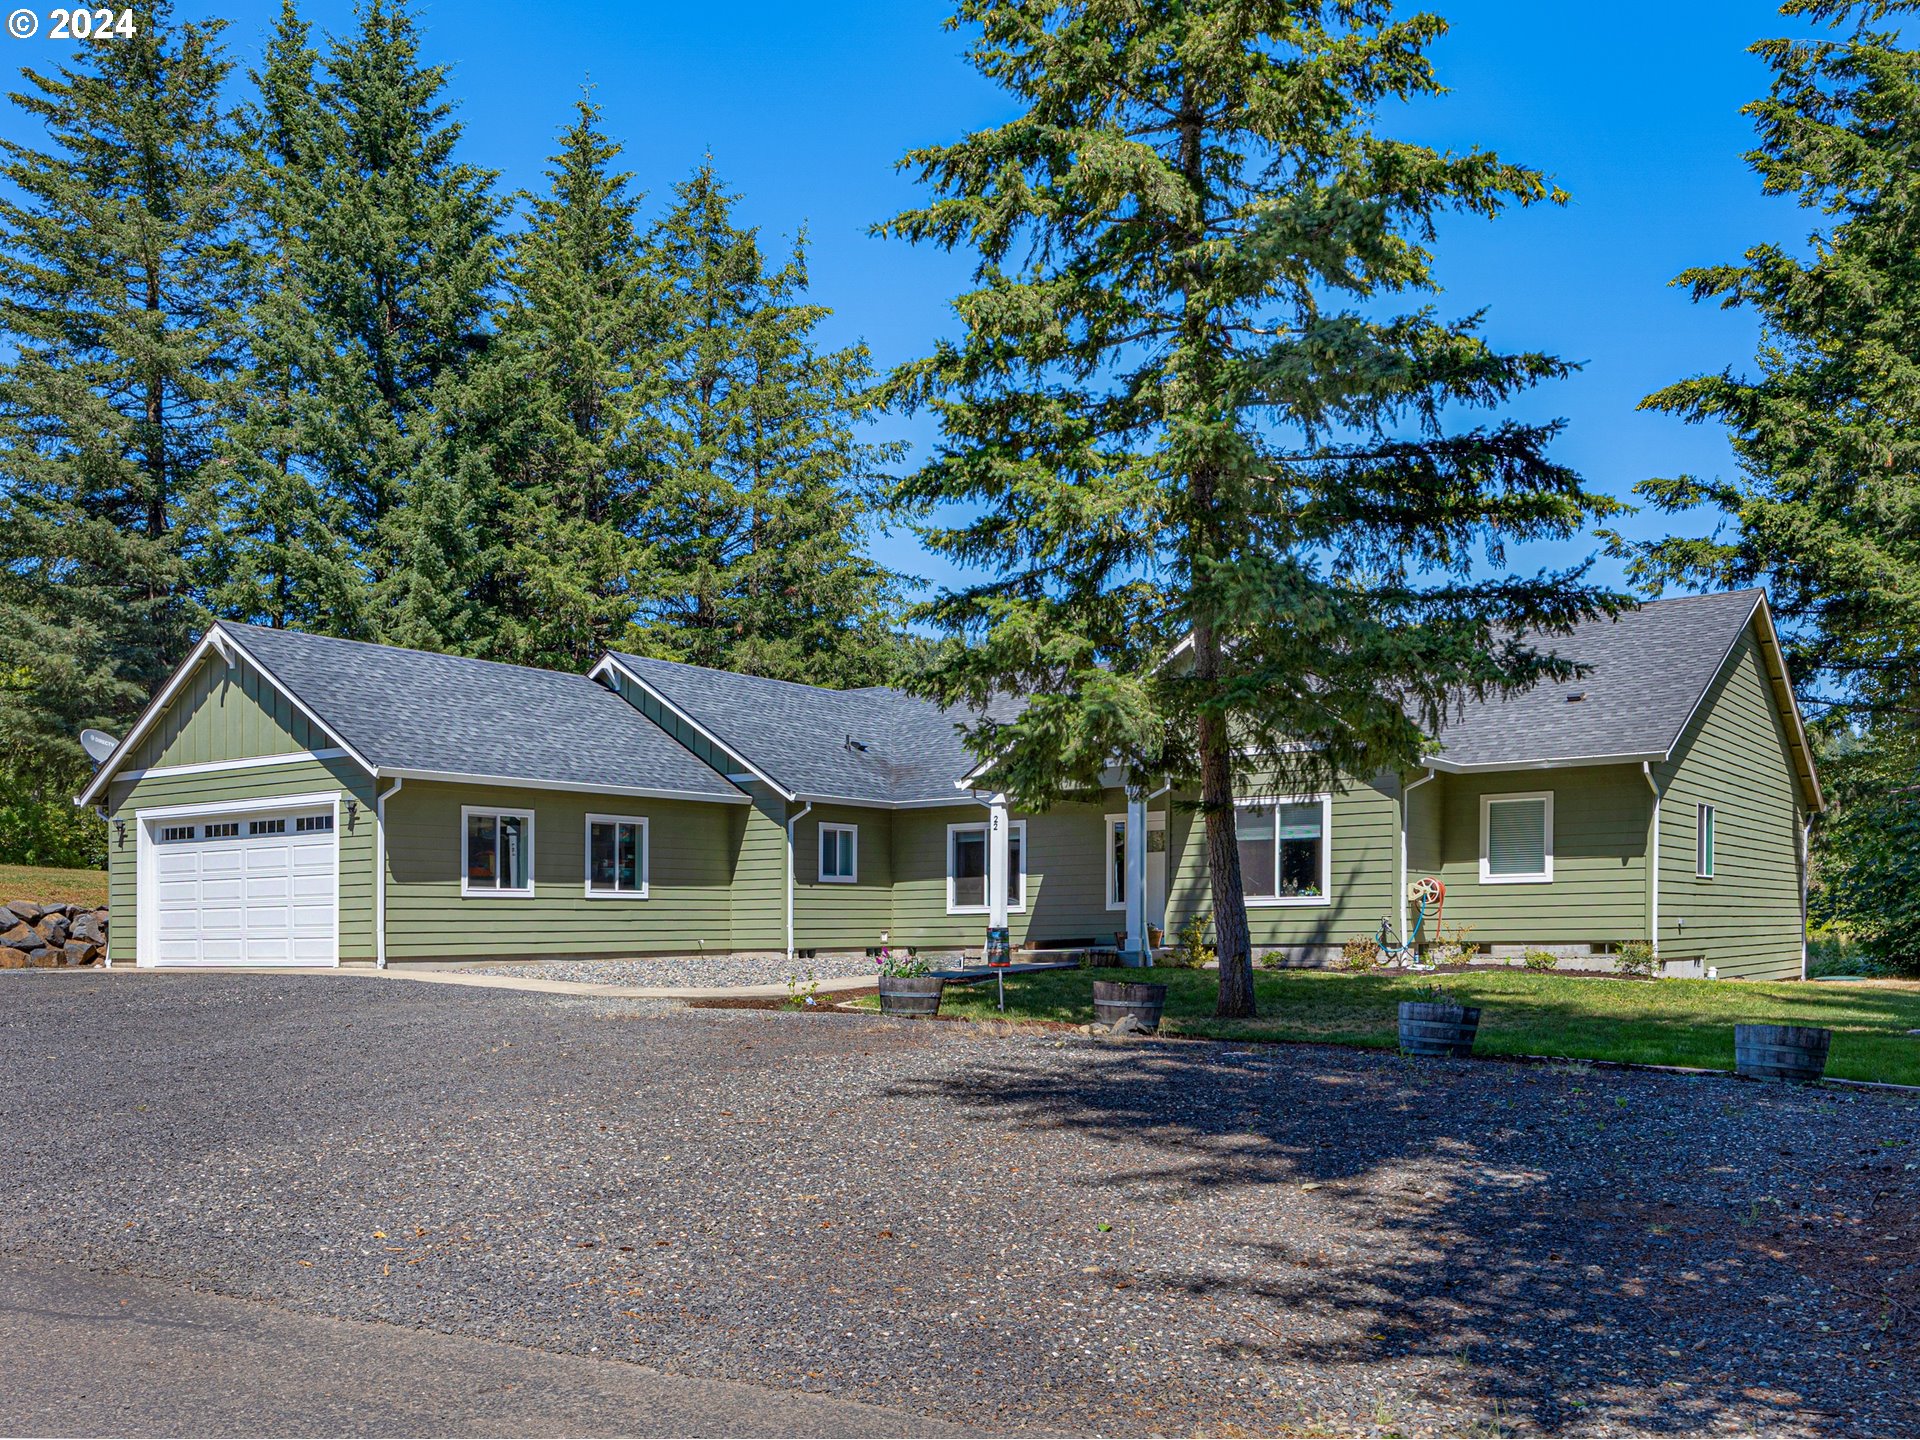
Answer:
[786,801,814,964]
[375,777,403,969]
[1799,815,1811,981]
[1642,762,1661,959]
[93,806,113,967]
[1123,784,1147,966]
[1400,768,1436,942]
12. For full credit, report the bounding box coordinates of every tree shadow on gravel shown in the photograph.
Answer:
[885,1038,1916,1437]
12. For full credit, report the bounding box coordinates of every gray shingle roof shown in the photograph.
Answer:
[1424,589,1766,768]
[607,653,1006,805]
[221,624,745,801]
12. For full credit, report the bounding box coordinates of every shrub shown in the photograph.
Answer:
[1338,935,1383,972]
[1171,912,1215,969]
[1521,948,1559,973]
[1424,924,1478,968]
[1613,940,1657,979]
[1256,950,1288,970]
[1806,932,1886,978]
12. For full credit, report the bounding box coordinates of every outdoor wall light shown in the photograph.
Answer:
[114,820,126,847]
[345,800,359,829]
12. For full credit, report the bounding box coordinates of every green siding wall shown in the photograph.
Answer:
[1165,775,1400,952]
[382,781,737,959]
[730,785,789,952]
[105,755,377,964]
[888,800,1124,952]
[128,649,326,770]
[1652,624,1807,978]
[793,804,893,951]
[1428,765,1651,947]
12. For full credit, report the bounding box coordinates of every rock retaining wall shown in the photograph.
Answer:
[0,900,106,967]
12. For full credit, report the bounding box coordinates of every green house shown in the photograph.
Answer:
[77,589,1820,979]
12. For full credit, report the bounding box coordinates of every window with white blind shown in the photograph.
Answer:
[1480,792,1553,883]
[1233,796,1331,905]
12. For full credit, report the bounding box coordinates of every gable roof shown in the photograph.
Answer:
[82,624,746,805]
[598,652,1011,806]
[1423,588,1821,808]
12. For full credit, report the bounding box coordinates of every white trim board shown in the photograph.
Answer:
[377,767,749,805]
[113,748,351,785]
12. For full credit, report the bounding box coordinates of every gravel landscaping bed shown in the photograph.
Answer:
[2,970,1916,1436]
[454,953,882,988]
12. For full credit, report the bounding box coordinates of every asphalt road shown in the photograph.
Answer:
[0,1254,962,1438]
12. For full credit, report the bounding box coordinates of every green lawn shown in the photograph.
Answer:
[0,863,107,909]
[874,965,1920,1086]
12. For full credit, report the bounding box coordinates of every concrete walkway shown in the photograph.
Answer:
[0,1255,964,1438]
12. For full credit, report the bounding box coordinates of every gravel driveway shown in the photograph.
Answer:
[2,970,1915,1437]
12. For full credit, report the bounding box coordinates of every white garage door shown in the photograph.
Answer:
[147,805,337,966]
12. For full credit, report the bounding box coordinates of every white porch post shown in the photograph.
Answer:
[988,793,1011,939]
[1124,785,1147,966]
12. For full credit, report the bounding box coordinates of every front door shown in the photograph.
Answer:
[1144,814,1167,932]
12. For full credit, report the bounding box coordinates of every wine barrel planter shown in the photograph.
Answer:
[1398,1000,1482,1058]
[1735,1023,1830,1083]
[877,975,945,1019]
[1092,980,1168,1033]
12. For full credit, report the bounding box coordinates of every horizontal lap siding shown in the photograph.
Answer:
[794,804,892,951]
[131,651,321,770]
[106,756,377,963]
[1166,775,1399,950]
[731,786,788,952]
[1435,766,1650,947]
[383,781,736,959]
[888,801,1119,952]
[1654,625,1806,979]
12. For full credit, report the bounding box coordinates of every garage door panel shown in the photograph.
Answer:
[146,806,336,967]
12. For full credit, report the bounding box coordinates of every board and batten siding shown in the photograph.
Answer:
[126,647,329,771]
[1165,774,1400,953]
[1428,765,1651,948]
[106,756,377,964]
[1651,621,1807,978]
[888,800,1119,953]
[381,780,736,959]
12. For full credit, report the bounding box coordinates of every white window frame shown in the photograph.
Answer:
[461,804,536,898]
[583,812,649,899]
[1479,790,1554,885]
[1103,811,1168,911]
[945,819,1028,915]
[1236,794,1333,908]
[818,821,859,884]
[1696,802,1715,879]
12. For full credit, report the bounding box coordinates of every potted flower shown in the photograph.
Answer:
[1397,982,1481,1058]
[876,947,944,1019]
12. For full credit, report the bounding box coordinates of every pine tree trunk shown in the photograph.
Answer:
[1195,619,1255,1017]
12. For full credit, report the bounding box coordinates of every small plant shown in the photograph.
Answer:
[875,947,930,979]
[1338,935,1383,972]
[783,968,821,1009]
[1172,912,1215,969]
[1613,940,1657,979]
[1521,947,1559,973]
[1405,981,1456,1006]
[1424,923,1478,969]
[1256,949,1289,971]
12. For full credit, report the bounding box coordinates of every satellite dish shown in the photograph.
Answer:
[79,728,119,764]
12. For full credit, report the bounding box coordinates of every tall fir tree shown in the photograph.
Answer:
[1622,0,1920,967]
[197,0,364,634]
[628,163,901,687]
[0,0,245,855]
[880,0,1624,1015]
[435,96,656,671]
[241,0,502,646]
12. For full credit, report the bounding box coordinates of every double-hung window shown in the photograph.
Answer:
[946,820,1026,913]
[819,822,858,884]
[1696,803,1716,878]
[1234,796,1331,905]
[1480,791,1553,884]
[463,806,533,896]
[586,814,648,898]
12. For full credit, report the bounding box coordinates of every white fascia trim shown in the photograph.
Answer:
[590,656,794,801]
[1747,595,1825,812]
[379,767,748,804]
[79,626,374,806]
[113,748,351,784]
[1422,750,1663,775]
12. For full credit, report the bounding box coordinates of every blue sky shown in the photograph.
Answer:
[9,2,1819,597]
